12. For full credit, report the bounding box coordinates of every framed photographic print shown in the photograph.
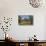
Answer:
[18,15,33,25]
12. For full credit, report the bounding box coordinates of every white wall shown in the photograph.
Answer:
[0,0,46,40]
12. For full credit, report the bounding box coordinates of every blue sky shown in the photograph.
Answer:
[20,15,30,20]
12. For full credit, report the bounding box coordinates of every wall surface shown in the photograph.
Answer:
[0,0,46,40]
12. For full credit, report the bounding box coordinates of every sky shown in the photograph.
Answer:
[19,15,32,20]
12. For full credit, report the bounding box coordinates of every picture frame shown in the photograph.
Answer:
[18,15,33,25]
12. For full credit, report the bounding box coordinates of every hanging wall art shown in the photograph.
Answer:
[18,15,33,25]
